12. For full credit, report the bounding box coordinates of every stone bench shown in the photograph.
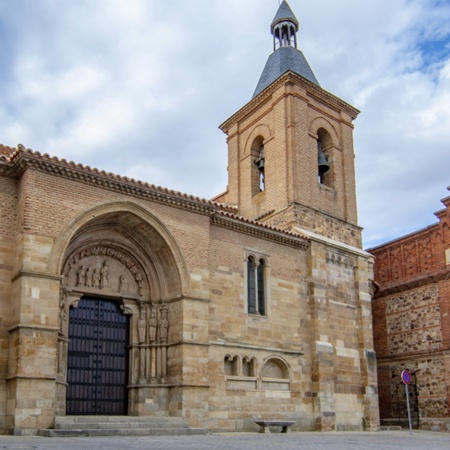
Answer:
[254,420,296,434]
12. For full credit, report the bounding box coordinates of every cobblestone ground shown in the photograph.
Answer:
[0,431,449,450]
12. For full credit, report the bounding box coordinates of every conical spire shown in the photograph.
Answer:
[253,1,319,98]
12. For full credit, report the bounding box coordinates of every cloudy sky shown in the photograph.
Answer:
[0,0,449,248]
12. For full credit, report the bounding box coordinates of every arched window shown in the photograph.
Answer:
[247,257,257,314]
[257,259,266,316]
[247,256,266,315]
[317,128,333,187]
[251,137,265,196]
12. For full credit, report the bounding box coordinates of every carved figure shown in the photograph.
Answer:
[149,304,158,342]
[159,304,169,343]
[120,304,133,315]
[135,272,143,295]
[100,260,109,289]
[76,265,86,286]
[59,293,67,333]
[93,265,101,288]
[85,266,93,288]
[119,275,129,293]
[138,308,146,344]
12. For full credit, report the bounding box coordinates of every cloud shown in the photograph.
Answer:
[0,0,449,248]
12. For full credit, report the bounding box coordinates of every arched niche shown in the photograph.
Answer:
[261,356,290,379]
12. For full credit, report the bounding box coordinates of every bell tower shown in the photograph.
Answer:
[215,0,362,248]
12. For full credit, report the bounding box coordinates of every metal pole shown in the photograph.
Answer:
[405,383,413,435]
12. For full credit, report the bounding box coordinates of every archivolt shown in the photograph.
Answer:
[48,200,191,298]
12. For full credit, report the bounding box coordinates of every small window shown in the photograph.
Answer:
[246,254,267,315]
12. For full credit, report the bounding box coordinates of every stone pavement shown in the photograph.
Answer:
[0,431,449,450]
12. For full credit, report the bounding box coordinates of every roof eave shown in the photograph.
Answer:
[219,71,360,134]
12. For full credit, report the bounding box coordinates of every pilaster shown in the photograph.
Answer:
[307,241,336,431]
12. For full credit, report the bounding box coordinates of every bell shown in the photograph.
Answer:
[254,146,265,170]
[255,158,265,170]
[318,146,330,176]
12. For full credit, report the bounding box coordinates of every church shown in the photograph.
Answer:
[0,1,380,435]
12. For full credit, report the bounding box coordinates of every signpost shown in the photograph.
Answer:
[401,370,413,435]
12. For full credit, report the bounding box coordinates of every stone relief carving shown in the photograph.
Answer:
[120,304,133,315]
[63,244,148,297]
[158,303,169,343]
[326,251,356,269]
[149,304,158,343]
[138,305,146,344]
[100,260,109,289]
[58,290,68,335]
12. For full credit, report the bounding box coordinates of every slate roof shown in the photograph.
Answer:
[271,0,299,30]
[252,46,320,98]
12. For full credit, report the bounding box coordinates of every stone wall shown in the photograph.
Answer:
[262,203,362,248]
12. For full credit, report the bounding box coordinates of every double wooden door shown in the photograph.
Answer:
[66,297,129,415]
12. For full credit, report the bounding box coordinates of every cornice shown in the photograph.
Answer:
[219,71,359,133]
[211,211,309,250]
[374,267,450,299]
[1,145,236,216]
[210,340,304,356]
[11,269,63,283]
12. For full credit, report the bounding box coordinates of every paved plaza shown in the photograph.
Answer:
[0,431,448,450]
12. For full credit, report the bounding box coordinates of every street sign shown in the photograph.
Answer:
[401,370,413,435]
[401,370,411,385]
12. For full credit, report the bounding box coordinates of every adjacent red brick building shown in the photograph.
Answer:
[369,189,450,431]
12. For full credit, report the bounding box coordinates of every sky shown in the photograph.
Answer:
[0,0,449,248]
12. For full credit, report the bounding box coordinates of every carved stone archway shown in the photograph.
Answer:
[55,208,185,416]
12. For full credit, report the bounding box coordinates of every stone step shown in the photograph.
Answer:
[55,415,186,424]
[379,426,403,431]
[55,421,190,430]
[39,427,208,437]
[39,416,208,437]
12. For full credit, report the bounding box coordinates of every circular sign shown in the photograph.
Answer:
[401,370,411,385]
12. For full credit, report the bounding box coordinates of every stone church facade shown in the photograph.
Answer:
[0,1,379,435]
[369,191,450,431]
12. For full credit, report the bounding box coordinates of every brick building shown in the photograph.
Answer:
[0,1,379,435]
[369,190,450,431]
